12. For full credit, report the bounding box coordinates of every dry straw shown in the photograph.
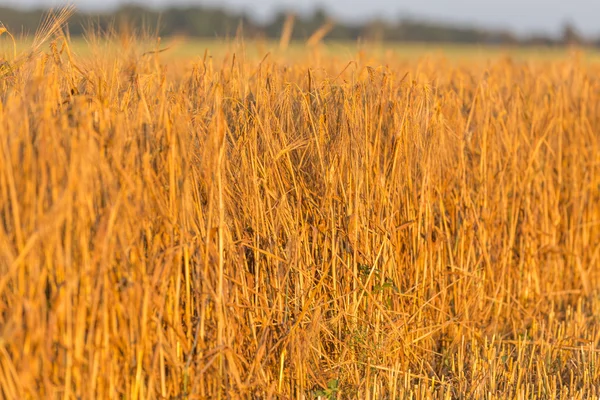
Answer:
[0,10,598,399]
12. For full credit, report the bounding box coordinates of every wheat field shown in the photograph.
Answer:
[0,11,599,399]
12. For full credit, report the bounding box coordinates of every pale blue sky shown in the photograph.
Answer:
[6,0,600,37]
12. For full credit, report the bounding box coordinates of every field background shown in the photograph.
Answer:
[5,36,600,62]
[0,25,599,399]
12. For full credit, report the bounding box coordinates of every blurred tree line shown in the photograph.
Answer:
[0,5,596,46]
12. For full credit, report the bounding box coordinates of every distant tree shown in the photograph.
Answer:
[562,21,583,45]
[362,19,388,41]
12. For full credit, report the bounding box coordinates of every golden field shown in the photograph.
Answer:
[0,12,599,399]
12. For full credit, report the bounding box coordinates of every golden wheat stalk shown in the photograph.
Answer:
[279,14,296,51]
[306,20,335,47]
[32,5,75,54]
[0,5,74,78]
[0,23,17,60]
